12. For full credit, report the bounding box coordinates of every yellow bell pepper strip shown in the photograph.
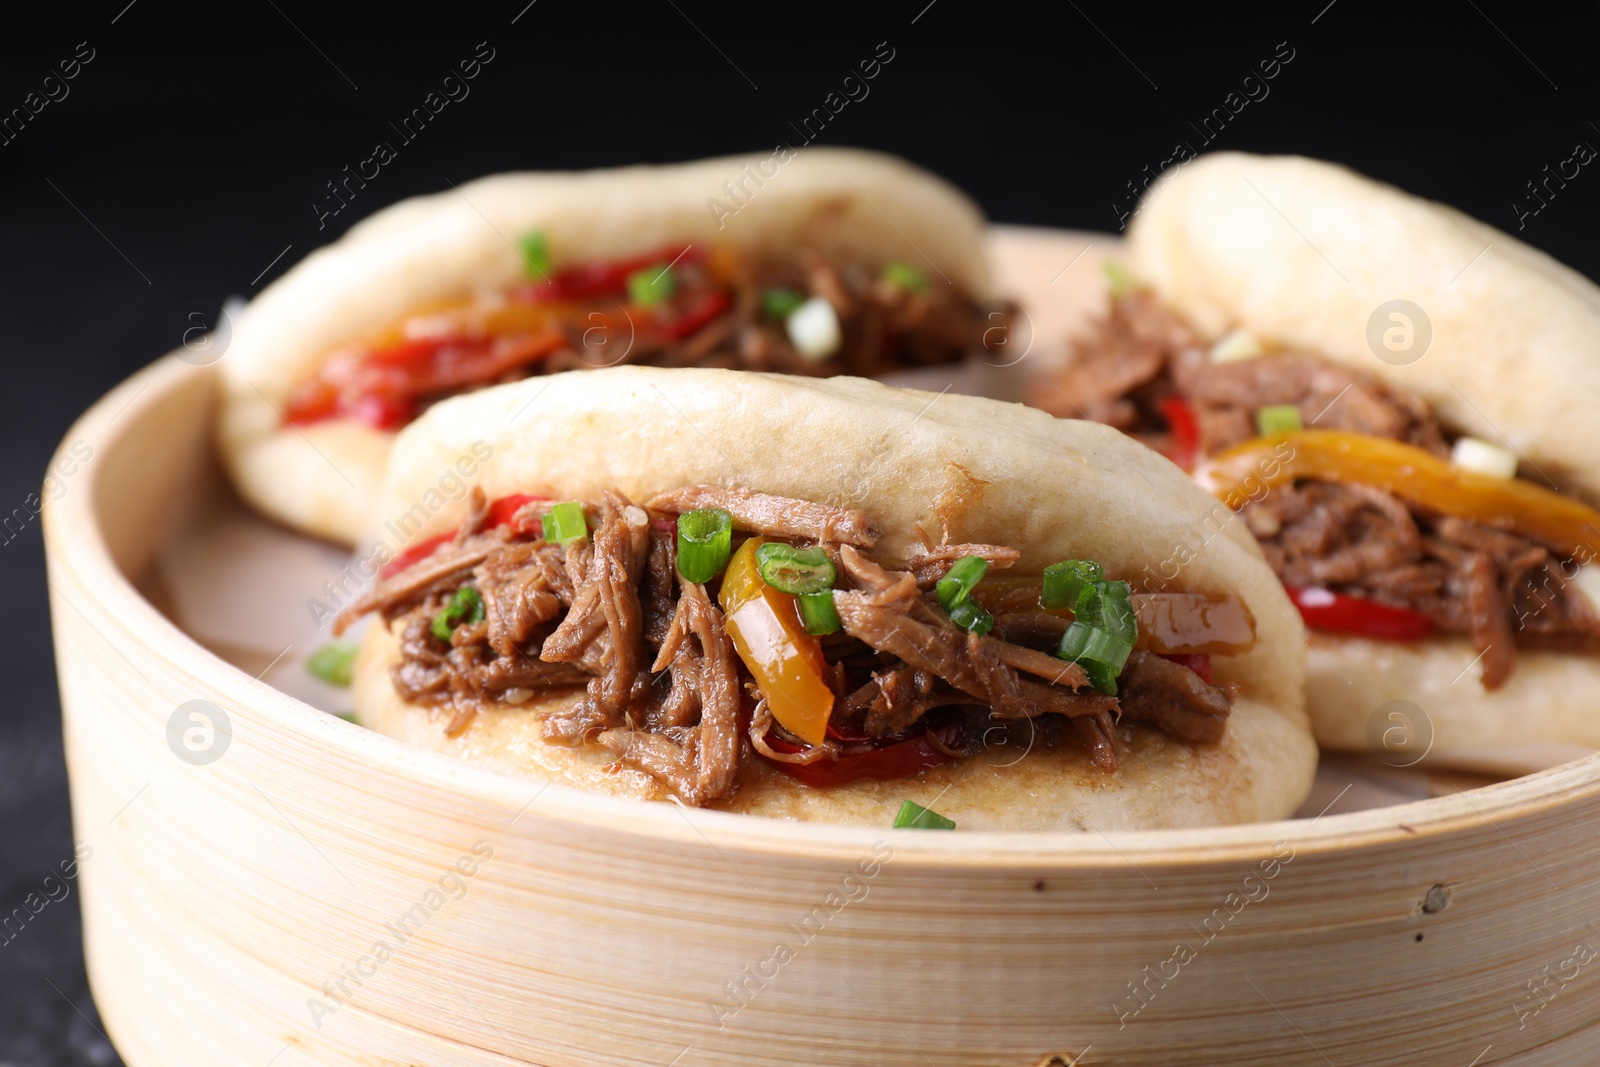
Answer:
[1195,430,1600,557]
[718,537,835,747]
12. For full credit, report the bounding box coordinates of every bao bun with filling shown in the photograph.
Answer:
[349,367,1316,831]
[1127,152,1600,767]
[217,149,997,544]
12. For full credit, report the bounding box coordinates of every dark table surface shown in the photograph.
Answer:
[6,3,1600,1062]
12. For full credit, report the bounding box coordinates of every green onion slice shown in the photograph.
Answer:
[798,590,842,635]
[307,641,358,687]
[761,287,808,319]
[1041,559,1103,610]
[1104,259,1137,296]
[935,555,988,611]
[677,508,734,583]
[543,502,589,546]
[881,262,929,293]
[431,587,485,642]
[893,800,956,830]
[1055,577,1137,694]
[519,231,552,278]
[948,598,995,636]
[628,264,676,307]
[755,542,836,594]
[1255,404,1303,437]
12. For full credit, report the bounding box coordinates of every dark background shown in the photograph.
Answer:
[5,1,1599,1061]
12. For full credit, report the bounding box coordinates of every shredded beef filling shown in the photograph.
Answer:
[541,252,1006,379]
[338,484,1239,805]
[294,248,1014,430]
[1033,292,1600,688]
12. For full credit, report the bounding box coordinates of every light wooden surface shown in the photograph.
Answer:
[44,228,1600,1065]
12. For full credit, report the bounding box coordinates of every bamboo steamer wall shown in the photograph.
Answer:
[45,255,1600,1066]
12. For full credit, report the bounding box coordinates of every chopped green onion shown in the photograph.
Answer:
[798,590,842,635]
[333,711,358,723]
[1104,259,1137,296]
[755,542,836,594]
[519,231,552,278]
[761,287,808,319]
[628,264,676,307]
[881,262,929,293]
[1041,559,1103,610]
[1055,577,1137,694]
[431,586,485,642]
[543,502,588,545]
[948,598,995,636]
[893,800,956,830]
[936,555,989,612]
[1255,404,1303,437]
[1057,623,1122,693]
[677,508,733,583]
[1070,577,1131,628]
[307,642,358,687]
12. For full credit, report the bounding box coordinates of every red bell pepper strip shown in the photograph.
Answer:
[1156,652,1214,684]
[344,391,416,431]
[1159,394,1201,472]
[380,532,454,579]
[1286,586,1434,641]
[378,493,548,578]
[283,379,341,426]
[517,244,704,303]
[288,329,566,430]
[365,336,449,368]
[651,288,732,342]
[481,493,548,536]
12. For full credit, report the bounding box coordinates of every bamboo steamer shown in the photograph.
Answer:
[45,228,1600,1066]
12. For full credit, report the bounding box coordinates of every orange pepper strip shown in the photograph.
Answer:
[718,538,835,747]
[1195,430,1600,556]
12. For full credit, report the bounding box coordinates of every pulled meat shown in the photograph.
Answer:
[1036,291,1600,688]
[646,485,878,547]
[1032,291,1446,456]
[346,484,1240,803]
[1116,651,1231,744]
[906,540,1021,587]
[290,243,1014,431]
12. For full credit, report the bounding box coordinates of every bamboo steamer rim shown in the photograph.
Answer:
[47,346,1600,869]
